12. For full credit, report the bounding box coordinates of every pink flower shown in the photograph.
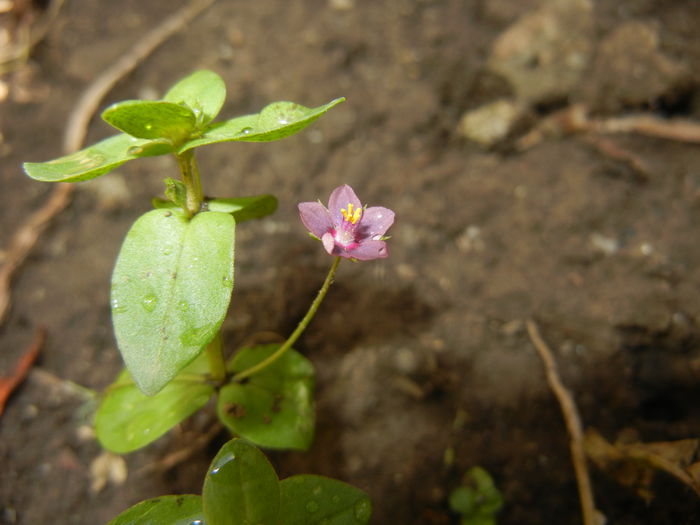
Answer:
[298,185,394,260]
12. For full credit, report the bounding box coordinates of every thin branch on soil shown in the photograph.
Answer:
[0,0,216,326]
[29,367,97,400]
[134,422,222,476]
[580,136,652,181]
[0,0,66,73]
[526,319,604,525]
[0,326,45,415]
[516,103,700,151]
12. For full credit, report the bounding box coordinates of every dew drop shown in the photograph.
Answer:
[210,452,236,476]
[305,501,319,513]
[145,123,153,130]
[240,127,253,134]
[180,324,216,346]
[127,146,144,155]
[111,298,127,314]
[141,293,158,312]
[189,520,203,525]
[353,499,371,522]
[222,276,233,289]
[177,300,189,312]
[163,247,173,256]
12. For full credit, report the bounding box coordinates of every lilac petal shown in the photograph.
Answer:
[321,232,335,255]
[360,206,395,238]
[349,239,389,261]
[328,185,361,225]
[298,202,333,238]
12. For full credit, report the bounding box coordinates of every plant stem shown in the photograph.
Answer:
[206,330,227,383]
[176,150,204,217]
[233,256,342,382]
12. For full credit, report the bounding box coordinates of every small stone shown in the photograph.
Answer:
[329,0,354,11]
[458,99,522,146]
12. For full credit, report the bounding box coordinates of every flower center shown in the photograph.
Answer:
[340,203,362,225]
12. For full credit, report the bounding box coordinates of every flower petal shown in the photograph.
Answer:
[349,239,389,261]
[328,185,361,226]
[360,206,395,238]
[321,232,335,255]
[298,202,333,238]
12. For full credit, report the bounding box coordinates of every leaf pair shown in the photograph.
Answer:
[95,345,314,454]
[22,69,344,183]
[109,439,372,525]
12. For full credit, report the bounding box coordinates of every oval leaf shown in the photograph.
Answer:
[164,70,226,125]
[22,133,154,183]
[95,354,214,453]
[178,97,345,153]
[108,494,205,525]
[218,345,315,450]
[279,475,372,525]
[203,439,280,525]
[102,100,196,142]
[153,195,278,223]
[206,195,277,222]
[111,210,235,395]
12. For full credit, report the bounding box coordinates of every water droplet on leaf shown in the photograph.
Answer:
[180,324,216,347]
[111,298,127,314]
[353,499,371,522]
[210,452,236,476]
[240,127,253,134]
[141,293,158,312]
[127,146,144,155]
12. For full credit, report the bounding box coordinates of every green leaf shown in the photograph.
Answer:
[218,345,315,450]
[95,353,214,454]
[102,100,196,142]
[164,70,226,126]
[111,210,235,396]
[202,439,280,525]
[178,97,345,153]
[207,195,277,222]
[279,475,372,525]
[22,133,156,183]
[152,195,278,223]
[107,494,205,525]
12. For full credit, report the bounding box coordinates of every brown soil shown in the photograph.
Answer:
[2,0,700,524]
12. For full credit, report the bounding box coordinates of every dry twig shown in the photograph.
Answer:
[517,104,700,151]
[0,0,216,326]
[135,422,222,476]
[0,326,45,415]
[526,319,604,525]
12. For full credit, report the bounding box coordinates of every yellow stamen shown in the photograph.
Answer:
[340,203,362,224]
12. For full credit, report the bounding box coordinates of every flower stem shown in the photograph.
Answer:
[176,150,204,217]
[206,330,227,384]
[233,257,342,382]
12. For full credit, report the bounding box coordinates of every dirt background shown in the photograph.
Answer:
[2,0,700,523]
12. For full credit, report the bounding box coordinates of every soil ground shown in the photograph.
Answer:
[2,0,700,523]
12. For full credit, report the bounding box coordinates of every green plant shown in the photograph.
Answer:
[24,70,394,524]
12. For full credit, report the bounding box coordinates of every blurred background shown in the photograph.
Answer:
[2,0,700,523]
